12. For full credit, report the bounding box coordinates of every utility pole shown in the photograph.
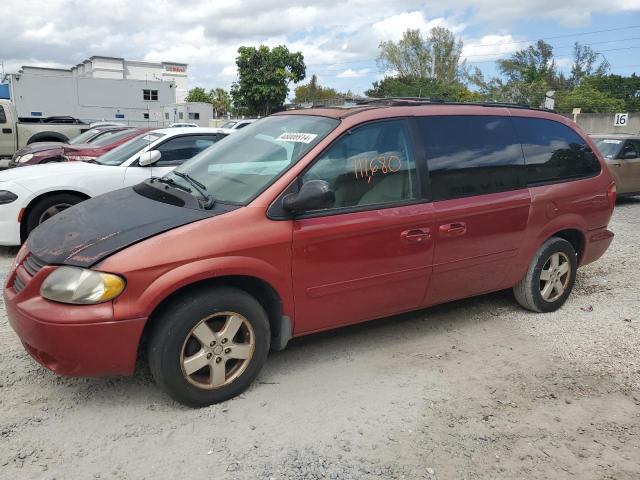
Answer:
[430,45,435,79]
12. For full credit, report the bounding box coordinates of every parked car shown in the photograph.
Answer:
[591,134,640,197]
[0,99,88,163]
[169,122,199,128]
[0,127,229,244]
[9,127,150,168]
[216,119,256,131]
[3,103,615,407]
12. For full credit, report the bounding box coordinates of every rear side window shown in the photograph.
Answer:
[0,106,6,124]
[419,115,525,201]
[512,117,601,185]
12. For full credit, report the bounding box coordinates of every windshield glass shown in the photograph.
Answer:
[594,138,623,159]
[220,121,237,129]
[166,115,338,204]
[90,128,136,147]
[96,132,165,166]
[69,128,104,145]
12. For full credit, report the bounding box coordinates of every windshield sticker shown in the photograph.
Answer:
[142,135,160,142]
[275,132,318,144]
[602,139,622,144]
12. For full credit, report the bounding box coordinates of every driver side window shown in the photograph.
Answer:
[302,120,418,211]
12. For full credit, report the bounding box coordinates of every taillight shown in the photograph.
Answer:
[607,181,616,209]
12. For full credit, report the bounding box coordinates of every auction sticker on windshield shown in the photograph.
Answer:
[275,132,318,144]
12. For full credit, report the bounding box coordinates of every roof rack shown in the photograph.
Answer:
[356,97,553,112]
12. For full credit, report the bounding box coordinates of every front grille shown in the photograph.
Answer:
[12,253,48,294]
[23,254,47,276]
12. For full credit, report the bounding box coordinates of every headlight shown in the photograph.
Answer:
[0,190,18,204]
[40,266,126,304]
[17,154,33,163]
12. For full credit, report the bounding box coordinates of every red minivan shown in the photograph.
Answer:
[4,102,616,407]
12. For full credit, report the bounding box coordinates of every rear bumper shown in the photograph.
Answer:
[581,227,614,266]
[4,283,146,376]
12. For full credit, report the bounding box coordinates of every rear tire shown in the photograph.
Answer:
[24,193,85,237]
[148,286,271,407]
[513,237,577,313]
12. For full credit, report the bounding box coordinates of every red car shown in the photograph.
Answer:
[4,101,615,407]
[9,127,152,167]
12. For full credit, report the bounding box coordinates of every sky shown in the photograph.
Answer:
[1,0,640,97]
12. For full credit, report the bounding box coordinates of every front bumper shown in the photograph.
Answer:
[0,192,25,246]
[4,262,146,376]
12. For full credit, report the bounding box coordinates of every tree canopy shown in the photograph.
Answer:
[231,45,306,116]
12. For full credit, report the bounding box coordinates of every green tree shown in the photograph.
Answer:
[556,84,625,113]
[497,40,557,85]
[581,74,640,111]
[185,87,211,103]
[210,88,231,117]
[377,27,465,83]
[365,76,481,102]
[569,43,610,88]
[293,75,344,104]
[231,45,306,116]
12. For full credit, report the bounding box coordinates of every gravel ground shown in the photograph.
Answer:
[0,199,639,480]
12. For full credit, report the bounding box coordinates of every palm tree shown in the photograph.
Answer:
[211,88,231,118]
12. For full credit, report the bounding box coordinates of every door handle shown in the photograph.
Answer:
[401,228,431,244]
[611,162,622,167]
[439,222,467,237]
[2,128,12,134]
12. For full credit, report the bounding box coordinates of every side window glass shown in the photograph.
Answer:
[0,106,6,124]
[622,141,640,159]
[512,117,601,184]
[301,120,418,211]
[419,115,525,201]
[155,135,220,166]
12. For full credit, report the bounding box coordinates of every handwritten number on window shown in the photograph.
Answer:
[354,155,402,184]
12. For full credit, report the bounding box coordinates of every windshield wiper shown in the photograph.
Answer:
[172,171,215,209]
[150,176,192,193]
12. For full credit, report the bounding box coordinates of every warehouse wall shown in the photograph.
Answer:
[571,113,640,135]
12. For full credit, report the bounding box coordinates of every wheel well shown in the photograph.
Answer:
[550,229,585,263]
[26,132,69,144]
[140,275,285,354]
[20,190,90,242]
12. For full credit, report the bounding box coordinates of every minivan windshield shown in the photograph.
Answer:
[165,115,339,204]
[96,132,165,166]
[593,138,623,159]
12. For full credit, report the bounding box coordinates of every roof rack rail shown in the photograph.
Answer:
[356,97,554,112]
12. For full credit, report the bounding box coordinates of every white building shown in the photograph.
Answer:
[1,56,192,125]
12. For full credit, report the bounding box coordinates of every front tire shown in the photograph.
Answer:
[513,237,577,313]
[148,287,271,407]
[25,193,85,237]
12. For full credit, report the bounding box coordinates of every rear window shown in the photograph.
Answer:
[512,118,601,185]
[419,115,525,201]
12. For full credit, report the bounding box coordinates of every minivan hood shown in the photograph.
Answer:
[28,186,238,267]
[16,142,67,155]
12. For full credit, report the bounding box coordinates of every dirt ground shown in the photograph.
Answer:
[0,199,639,480]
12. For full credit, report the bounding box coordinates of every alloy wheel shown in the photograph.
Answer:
[539,252,571,302]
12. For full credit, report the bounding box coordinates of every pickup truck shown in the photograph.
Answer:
[0,99,89,167]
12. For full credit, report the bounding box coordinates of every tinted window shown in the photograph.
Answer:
[0,106,7,124]
[156,135,221,166]
[419,115,524,201]
[621,140,640,158]
[302,120,418,210]
[512,117,600,184]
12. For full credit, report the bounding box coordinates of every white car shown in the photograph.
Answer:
[0,127,229,245]
[169,122,199,128]
[213,119,257,133]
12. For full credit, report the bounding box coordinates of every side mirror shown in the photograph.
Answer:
[139,150,162,166]
[623,150,638,160]
[282,180,335,214]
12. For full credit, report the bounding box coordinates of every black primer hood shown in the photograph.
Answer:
[28,185,239,267]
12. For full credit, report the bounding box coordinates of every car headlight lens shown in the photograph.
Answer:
[17,154,33,163]
[0,190,18,204]
[40,266,126,304]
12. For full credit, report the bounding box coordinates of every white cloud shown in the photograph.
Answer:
[462,35,522,62]
[337,68,371,78]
